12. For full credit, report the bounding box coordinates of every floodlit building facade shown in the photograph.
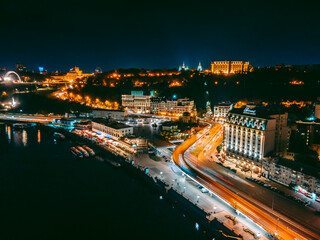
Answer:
[122,91,152,113]
[224,105,288,165]
[211,61,249,74]
[150,97,195,116]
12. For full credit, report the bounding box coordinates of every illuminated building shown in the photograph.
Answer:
[315,103,320,119]
[92,119,133,139]
[179,62,189,71]
[197,62,203,72]
[95,67,102,74]
[224,105,288,165]
[211,61,249,74]
[51,67,92,82]
[213,103,233,119]
[121,91,152,113]
[15,63,27,72]
[150,97,195,115]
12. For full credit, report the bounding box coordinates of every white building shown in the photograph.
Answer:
[224,105,288,165]
[122,91,152,113]
[151,97,194,116]
[263,158,320,195]
[213,103,233,118]
[92,109,126,121]
[92,119,133,139]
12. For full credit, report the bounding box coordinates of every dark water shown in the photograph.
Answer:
[0,123,209,240]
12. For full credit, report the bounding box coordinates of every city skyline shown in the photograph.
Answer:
[1,0,320,72]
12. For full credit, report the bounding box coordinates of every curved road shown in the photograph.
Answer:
[172,123,320,240]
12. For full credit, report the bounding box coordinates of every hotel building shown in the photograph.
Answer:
[224,105,288,165]
[211,61,249,74]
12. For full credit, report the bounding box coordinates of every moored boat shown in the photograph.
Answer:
[82,145,95,156]
[71,147,83,158]
[76,146,90,157]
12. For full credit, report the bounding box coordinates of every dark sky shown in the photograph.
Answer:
[1,0,320,72]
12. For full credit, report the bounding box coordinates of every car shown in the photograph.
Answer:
[201,188,209,193]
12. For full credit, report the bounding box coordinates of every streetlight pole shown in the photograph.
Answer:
[272,191,275,211]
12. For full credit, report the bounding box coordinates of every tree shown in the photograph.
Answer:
[216,144,222,153]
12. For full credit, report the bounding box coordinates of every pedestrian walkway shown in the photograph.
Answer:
[132,153,270,240]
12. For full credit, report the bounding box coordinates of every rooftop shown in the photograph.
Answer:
[229,105,285,119]
[92,118,131,129]
[92,109,124,113]
[277,158,320,179]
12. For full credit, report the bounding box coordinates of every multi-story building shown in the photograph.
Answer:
[92,109,126,121]
[211,61,249,74]
[92,119,133,139]
[213,103,233,119]
[288,120,320,153]
[263,158,320,195]
[224,105,288,167]
[150,97,195,116]
[51,67,92,83]
[122,91,152,113]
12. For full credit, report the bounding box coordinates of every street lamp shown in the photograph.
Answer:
[213,206,217,214]
[197,195,200,203]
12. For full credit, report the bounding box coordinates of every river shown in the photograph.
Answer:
[0,123,213,240]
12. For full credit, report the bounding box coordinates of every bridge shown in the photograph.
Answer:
[0,113,62,123]
[0,70,22,83]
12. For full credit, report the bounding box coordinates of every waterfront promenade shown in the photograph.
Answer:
[130,153,270,240]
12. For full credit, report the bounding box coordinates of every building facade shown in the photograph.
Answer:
[92,119,133,139]
[92,109,126,121]
[213,103,233,118]
[224,106,288,166]
[151,97,195,116]
[122,91,152,113]
[263,158,320,195]
[211,61,249,74]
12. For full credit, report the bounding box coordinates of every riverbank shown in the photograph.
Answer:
[61,126,269,240]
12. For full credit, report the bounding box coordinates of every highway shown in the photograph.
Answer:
[197,127,320,237]
[172,123,320,240]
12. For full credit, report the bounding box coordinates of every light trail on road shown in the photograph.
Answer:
[172,123,319,240]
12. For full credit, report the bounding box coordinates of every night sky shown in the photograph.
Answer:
[1,0,320,72]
